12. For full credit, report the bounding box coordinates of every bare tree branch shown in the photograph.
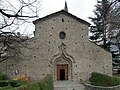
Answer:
[0,0,41,62]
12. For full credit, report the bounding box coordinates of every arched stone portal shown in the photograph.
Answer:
[55,53,72,80]
[51,43,75,81]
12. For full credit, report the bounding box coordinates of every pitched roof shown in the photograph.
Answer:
[33,10,90,26]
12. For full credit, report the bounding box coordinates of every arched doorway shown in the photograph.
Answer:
[50,43,75,81]
[57,64,68,80]
[54,53,72,81]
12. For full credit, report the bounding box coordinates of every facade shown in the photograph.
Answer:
[0,10,112,82]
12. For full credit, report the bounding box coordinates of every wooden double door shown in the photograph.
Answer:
[57,64,68,80]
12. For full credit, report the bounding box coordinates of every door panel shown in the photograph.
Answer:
[60,69,65,80]
[57,64,68,80]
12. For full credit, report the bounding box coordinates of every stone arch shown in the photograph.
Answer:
[50,43,75,63]
[50,43,75,81]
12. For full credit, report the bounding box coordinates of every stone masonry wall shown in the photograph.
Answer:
[0,12,112,82]
[33,13,112,81]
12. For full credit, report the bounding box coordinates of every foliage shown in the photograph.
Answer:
[0,74,8,80]
[8,80,27,87]
[0,0,40,30]
[0,86,14,90]
[39,74,54,90]
[0,75,53,90]
[0,80,27,88]
[12,82,40,90]
[113,60,120,63]
[89,0,120,60]
[0,0,41,63]
[13,75,31,83]
[90,72,120,87]
[89,0,120,48]
[0,81,9,87]
[0,74,28,88]
[14,75,53,90]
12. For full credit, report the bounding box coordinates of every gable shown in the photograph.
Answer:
[32,10,111,55]
[33,10,90,26]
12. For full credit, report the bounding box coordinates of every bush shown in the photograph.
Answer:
[90,72,120,87]
[0,74,8,80]
[8,80,27,87]
[0,75,53,90]
[0,81,8,87]
[0,80,27,88]
[12,75,53,90]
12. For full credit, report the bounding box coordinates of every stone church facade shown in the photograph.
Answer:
[0,10,112,82]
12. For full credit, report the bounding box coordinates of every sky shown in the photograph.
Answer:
[24,0,96,36]
[40,0,97,23]
[25,0,97,36]
[2,0,97,36]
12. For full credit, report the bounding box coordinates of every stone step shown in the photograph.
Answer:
[54,81,85,90]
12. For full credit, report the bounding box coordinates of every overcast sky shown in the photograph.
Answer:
[7,0,97,36]
[40,0,97,23]
[25,0,97,36]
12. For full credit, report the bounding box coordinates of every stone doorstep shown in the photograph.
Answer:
[54,81,85,90]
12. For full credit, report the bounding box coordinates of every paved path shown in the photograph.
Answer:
[54,81,85,90]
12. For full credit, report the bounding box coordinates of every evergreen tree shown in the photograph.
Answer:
[90,0,120,62]
[89,0,120,49]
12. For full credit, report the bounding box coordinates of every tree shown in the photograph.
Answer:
[89,0,120,68]
[0,0,41,30]
[89,0,120,48]
[0,0,41,63]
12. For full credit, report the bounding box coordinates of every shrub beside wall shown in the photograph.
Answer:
[9,75,53,90]
[90,72,120,87]
[39,75,53,90]
[0,74,8,80]
[81,72,120,90]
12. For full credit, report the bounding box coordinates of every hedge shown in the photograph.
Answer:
[90,72,120,87]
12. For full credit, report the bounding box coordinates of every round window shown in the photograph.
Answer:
[59,31,66,39]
